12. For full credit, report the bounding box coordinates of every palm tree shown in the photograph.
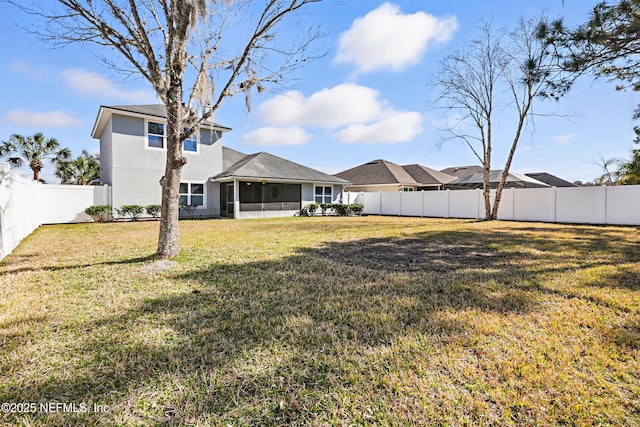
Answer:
[617,149,640,185]
[56,150,100,185]
[0,132,71,181]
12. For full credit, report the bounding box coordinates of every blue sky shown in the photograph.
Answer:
[0,0,637,183]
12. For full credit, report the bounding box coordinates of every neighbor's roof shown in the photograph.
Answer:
[525,172,577,187]
[440,165,484,179]
[448,170,550,187]
[334,159,418,186]
[212,151,350,185]
[91,104,231,139]
[402,164,457,185]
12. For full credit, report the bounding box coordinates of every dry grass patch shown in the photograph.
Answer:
[1,217,639,426]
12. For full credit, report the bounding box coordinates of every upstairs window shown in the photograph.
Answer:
[147,121,165,149]
[179,182,205,207]
[183,128,198,152]
[315,186,333,204]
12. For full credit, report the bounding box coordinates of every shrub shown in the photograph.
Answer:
[307,202,319,215]
[84,205,112,222]
[331,203,350,216]
[145,204,162,220]
[319,203,331,216]
[350,203,364,216]
[117,205,144,221]
[180,204,197,219]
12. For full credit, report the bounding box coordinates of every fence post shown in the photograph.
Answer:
[446,189,450,218]
[552,186,557,223]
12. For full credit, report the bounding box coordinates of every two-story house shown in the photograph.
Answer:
[91,104,349,219]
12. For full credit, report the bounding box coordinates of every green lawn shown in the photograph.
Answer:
[1,217,639,426]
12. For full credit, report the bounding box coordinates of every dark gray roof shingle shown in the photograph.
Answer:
[213,151,349,185]
[335,159,417,186]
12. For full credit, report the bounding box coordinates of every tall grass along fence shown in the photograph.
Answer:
[345,185,640,225]
[0,163,111,260]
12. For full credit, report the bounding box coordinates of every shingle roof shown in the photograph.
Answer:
[102,104,231,130]
[447,170,550,188]
[335,159,418,186]
[402,164,456,185]
[440,165,484,179]
[213,151,350,185]
[525,172,577,187]
[222,147,249,170]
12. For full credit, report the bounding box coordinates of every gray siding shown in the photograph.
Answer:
[108,114,224,217]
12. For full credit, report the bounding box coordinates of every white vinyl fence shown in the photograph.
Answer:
[0,163,111,260]
[346,185,640,226]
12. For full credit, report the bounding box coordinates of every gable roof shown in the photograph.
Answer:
[222,146,249,170]
[447,170,549,188]
[440,165,484,179]
[402,164,456,185]
[525,172,577,187]
[91,104,231,138]
[212,151,350,185]
[335,159,417,186]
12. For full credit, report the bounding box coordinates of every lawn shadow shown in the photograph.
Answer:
[3,222,639,425]
[0,255,156,276]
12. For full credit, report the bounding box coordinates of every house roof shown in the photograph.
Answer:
[447,170,550,188]
[212,151,350,185]
[402,164,456,186]
[334,159,418,186]
[91,104,231,139]
[440,165,484,179]
[525,172,577,187]
[335,159,456,188]
[222,146,249,170]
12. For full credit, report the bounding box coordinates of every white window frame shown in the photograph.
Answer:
[145,120,165,150]
[314,185,333,204]
[183,127,199,154]
[144,120,200,154]
[179,181,207,209]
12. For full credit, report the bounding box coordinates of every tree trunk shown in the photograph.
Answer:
[30,159,42,181]
[156,97,186,259]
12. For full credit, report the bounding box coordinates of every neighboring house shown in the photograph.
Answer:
[440,165,483,179]
[91,104,349,219]
[446,170,550,189]
[524,172,577,187]
[335,159,455,192]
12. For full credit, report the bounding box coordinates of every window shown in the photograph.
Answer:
[403,187,414,192]
[315,186,332,204]
[179,182,205,207]
[147,121,165,148]
[183,128,198,152]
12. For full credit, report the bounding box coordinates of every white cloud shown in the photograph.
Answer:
[334,112,423,144]
[59,68,157,103]
[334,3,458,73]
[1,109,84,128]
[9,59,50,81]
[258,84,386,128]
[553,133,576,144]
[240,126,311,147]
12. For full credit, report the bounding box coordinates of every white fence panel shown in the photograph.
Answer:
[423,191,450,217]
[449,189,480,219]
[512,187,556,222]
[380,192,402,216]
[400,192,423,217]
[352,185,639,226]
[556,186,607,224]
[0,164,42,260]
[605,185,640,225]
[40,185,111,224]
[362,192,381,215]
